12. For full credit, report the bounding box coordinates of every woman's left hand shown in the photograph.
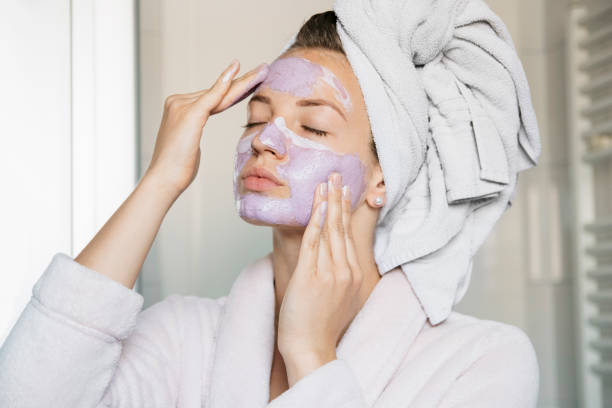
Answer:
[277,172,364,385]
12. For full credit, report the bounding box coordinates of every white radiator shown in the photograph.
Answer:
[571,0,612,406]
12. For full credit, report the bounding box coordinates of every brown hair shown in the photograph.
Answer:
[287,11,379,162]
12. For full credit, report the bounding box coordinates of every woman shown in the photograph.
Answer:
[0,4,540,408]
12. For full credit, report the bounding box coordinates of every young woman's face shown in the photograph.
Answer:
[233,48,377,227]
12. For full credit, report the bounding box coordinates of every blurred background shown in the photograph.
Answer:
[1,0,611,406]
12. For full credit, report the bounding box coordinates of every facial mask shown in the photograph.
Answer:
[233,56,366,226]
[259,56,353,112]
[233,117,367,227]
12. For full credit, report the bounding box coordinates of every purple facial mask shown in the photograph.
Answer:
[233,117,367,227]
[259,56,353,112]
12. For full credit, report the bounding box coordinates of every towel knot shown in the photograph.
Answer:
[410,0,469,66]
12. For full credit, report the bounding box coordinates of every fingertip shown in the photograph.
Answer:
[342,185,352,214]
[221,59,240,84]
[253,62,270,77]
[342,184,351,202]
[201,60,240,113]
[220,63,269,111]
[318,182,328,216]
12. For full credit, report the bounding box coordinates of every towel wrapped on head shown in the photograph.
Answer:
[279,0,541,325]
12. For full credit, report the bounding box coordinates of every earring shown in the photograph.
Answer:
[374,196,383,206]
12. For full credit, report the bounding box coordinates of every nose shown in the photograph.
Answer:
[251,120,287,158]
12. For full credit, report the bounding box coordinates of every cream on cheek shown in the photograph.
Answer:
[233,117,367,226]
[232,56,366,227]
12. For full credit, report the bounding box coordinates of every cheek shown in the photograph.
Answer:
[233,131,257,203]
[231,123,368,227]
[278,144,367,211]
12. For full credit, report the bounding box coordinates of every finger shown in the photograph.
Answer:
[295,182,328,278]
[326,173,350,281]
[212,63,270,114]
[180,62,266,103]
[194,59,240,114]
[316,206,334,284]
[317,182,333,281]
[169,89,211,101]
[185,60,243,102]
[341,185,362,282]
[181,62,268,108]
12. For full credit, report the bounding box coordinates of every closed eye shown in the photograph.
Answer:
[242,122,328,137]
[242,122,266,130]
[301,125,328,137]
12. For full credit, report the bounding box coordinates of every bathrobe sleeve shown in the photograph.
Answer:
[0,252,186,407]
[437,325,540,408]
[267,359,366,408]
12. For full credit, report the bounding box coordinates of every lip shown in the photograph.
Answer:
[241,166,284,188]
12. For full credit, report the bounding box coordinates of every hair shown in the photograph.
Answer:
[287,11,379,162]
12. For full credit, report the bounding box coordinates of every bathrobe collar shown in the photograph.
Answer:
[206,252,428,407]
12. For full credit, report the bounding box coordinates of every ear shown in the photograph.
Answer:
[365,162,386,208]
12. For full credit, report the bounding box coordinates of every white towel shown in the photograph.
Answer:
[278,0,541,325]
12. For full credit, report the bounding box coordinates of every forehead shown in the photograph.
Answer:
[254,51,354,111]
[263,56,335,93]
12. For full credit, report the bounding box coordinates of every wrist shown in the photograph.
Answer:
[283,349,337,387]
[139,168,183,207]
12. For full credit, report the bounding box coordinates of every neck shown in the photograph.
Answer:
[270,203,382,340]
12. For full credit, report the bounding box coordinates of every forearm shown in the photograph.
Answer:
[75,169,180,289]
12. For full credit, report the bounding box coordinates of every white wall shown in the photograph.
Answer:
[0,0,138,347]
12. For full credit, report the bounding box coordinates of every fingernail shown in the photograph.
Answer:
[333,173,341,188]
[222,59,239,83]
[252,64,269,83]
[319,201,328,228]
[320,182,328,198]
[342,185,350,199]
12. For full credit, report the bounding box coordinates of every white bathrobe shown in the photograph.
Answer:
[0,252,539,407]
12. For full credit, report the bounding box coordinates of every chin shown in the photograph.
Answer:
[234,190,313,228]
[239,216,275,227]
[239,215,307,229]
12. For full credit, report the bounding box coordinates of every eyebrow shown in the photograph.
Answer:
[248,94,347,122]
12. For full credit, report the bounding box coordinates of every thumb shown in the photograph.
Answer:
[196,59,240,113]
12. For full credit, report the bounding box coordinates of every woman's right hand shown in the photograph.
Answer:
[145,59,269,197]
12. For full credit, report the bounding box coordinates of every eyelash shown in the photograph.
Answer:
[242,122,328,137]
